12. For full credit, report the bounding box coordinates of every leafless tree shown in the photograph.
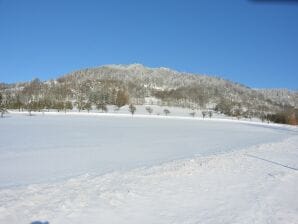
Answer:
[208,111,213,118]
[146,106,153,115]
[84,101,92,113]
[97,103,108,113]
[129,104,136,116]
[64,101,73,113]
[163,109,170,116]
[202,111,207,119]
[115,90,129,109]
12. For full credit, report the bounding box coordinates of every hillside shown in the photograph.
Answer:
[0,64,297,123]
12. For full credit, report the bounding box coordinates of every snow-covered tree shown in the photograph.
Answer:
[0,93,8,118]
[0,64,296,124]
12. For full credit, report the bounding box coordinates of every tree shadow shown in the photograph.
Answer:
[26,113,37,116]
[246,154,298,171]
[245,122,298,134]
[0,116,12,119]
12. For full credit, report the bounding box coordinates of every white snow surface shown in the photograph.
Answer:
[0,113,297,223]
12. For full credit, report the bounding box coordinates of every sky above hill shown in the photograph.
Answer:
[0,0,297,89]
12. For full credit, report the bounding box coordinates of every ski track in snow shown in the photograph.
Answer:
[0,113,297,223]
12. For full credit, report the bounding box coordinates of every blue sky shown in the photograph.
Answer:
[0,0,297,89]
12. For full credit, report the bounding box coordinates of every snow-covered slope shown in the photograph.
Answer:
[0,113,295,188]
[0,114,297,224]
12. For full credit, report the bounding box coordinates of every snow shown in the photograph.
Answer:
[6,103,279,123]
[0,113,297,223]
[1,113,294,188]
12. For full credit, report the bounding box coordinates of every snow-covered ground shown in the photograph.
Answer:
[7,104,263,122]
[0,113,297,223]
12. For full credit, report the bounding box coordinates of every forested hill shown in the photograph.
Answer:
[0,64,297,123]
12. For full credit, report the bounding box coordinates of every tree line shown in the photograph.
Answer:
[1,75,297,125]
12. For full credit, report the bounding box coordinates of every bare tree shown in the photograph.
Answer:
[146,106,153,115]
[202,111,207,119]
[208,111,213,118]
[84,101,92,113]
[76,98,84,112]
[0,107,7,118]
[26,100,39,116]
[52,101,64,112]
[115,90,129,109]
[64,101,73,113]
[215,99,232,116]
[163,109,170,116]
[129,104,136,116]
[259,113,264,122]
[13,94,23,111]
[234,108,241,120]
[97,103,108,113]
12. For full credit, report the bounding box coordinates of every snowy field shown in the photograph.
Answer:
[0,113,297,223]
